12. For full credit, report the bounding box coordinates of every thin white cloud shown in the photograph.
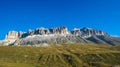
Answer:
[110,35,120,37]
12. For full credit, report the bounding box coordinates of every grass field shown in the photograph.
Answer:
[0,43,120,67]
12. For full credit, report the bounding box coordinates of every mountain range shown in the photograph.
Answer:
[0,26,120,46]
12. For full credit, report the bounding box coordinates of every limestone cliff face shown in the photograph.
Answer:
[71,27,107,37]
[0,40,10,46]
[5,26,70,43]
[4,26,111,46]
[26,26,69,36]
[35,28,48,35]
[5,31,19,43]
[34,26,69,35]
[81,27,107,36]
[49,26,69,34]
[28,29,34,36]
[71,28,82,36]
[18,31,26,38]
[5,26,107,43]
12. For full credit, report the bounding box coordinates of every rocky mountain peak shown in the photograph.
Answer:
[71,28,81,36]
[3,26,110,46]
[5,31,19,43]
[70,27,107,37]
[5,26,107,40]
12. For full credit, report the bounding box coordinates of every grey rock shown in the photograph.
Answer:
[71,27,107,37]
[3,26,120,46]
[71,28,81,36]
[27,29,34,36]
[5,31,19,43]
[35,28,45,35]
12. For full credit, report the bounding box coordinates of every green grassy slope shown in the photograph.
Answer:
[0,44,120,67]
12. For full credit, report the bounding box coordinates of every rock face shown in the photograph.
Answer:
[71,27,107,38]
[5,31,19,43]
[34,28,50,35]
[34,26,69,35]
[28,29,34,36]
[4,26,120,46]
[52,26,69,34]
[71,28,82,36]
[81,27,107,36]
[0,40,10,46]
[18,31,26,38]
[5,31,27,44]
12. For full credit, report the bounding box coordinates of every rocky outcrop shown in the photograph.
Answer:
[18,31,26,38]
[4,26,115,46]
[25,26,70,36]
[71,28,82,36]
[14,35,88,46]
[35,28,47,35]
[49,26,69,34]
[5,31,19,43]
[34,26,69,35]
[0,41,4,46]
[27,29,34,36]
[5,31,27,44]
[71,27,107,37]
[81,27,107,36]
[0,40,10,46]
[6,26,106,40]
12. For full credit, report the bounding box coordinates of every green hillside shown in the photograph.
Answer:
[0,44,120,67]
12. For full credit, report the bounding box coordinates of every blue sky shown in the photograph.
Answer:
[0,0,120,39]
